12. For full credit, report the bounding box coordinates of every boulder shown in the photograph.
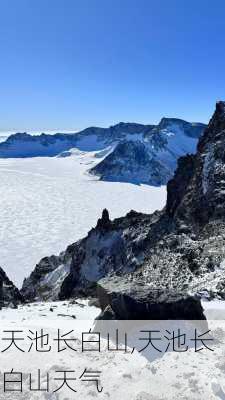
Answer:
[97,276,206,320]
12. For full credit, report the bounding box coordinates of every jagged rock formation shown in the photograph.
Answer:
[0,267,23,306]
[22,102,225,315]
[96,208,112,231]
[21,247,75,301]
[167,101,225,227]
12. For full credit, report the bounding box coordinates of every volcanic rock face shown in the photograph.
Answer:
[22,102,225,312]
[21,247,75,301]
[167,101,225,228]
[0,267,23,306]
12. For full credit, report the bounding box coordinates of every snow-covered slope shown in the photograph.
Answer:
[1,301,224,400]
[0,152,166,287]
[0,135,7,143]
[0,295,224,400]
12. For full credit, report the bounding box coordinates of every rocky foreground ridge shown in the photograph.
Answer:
[10,102,224,319]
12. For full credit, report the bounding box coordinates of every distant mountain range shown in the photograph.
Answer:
[0,118,206,185]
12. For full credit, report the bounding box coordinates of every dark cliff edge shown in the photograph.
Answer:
[0,267,23,307]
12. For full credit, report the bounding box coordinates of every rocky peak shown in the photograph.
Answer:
[198,101,225,148]
[165,102,225,229]
[157,117,205,139]
[7,132,30,142]
[109,122,154,134]
[158,117,185,128]
[96,208,112,232]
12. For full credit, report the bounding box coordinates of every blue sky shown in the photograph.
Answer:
[1,0,225,131]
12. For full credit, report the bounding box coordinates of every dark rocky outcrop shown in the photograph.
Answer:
[0,267,23,307]
[96,208,112,232]
[22,102,225,315]
[21,247,75,301]
[166,154,196,218]
[96,277,205,320]
[166,101,225,229]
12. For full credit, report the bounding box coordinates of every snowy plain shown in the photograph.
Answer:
[0,150,166,287]
[0,299,225,399]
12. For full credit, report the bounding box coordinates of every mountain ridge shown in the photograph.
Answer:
[0,118,205,153]
[0,117,206,186]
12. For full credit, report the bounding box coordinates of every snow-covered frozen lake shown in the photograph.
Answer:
[0,151,166,287]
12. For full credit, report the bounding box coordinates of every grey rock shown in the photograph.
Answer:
[0,266,23,307]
